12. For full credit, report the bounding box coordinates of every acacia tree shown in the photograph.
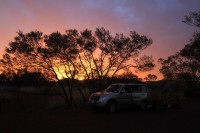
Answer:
[0,54,16,81]
[159,39,200,81]
[144,74,157,81]
[3,30,79,106]
[43,30,80,105]
[77,29,97,80]
[77,27,154,90]
[115,71,142,82]
[159,10,200,81]
[2,27,155,105]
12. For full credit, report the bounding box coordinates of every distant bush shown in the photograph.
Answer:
[184,81,200,97]
[147,80,190,104]
[0,72,51,87]
[0,90,11,102]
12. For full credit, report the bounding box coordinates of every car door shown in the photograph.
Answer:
[118,85,133,107]
[131,85,145,105]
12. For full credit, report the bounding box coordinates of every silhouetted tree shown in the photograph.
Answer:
[159,10,200,81]
[43,30,80,105]
[3,30,79,106]
[144,74,157,81]
[114,71,142,83]
[77,27,154,90]
[183,10,200,27]
[134,55,155,72]
[159,46,200,81]
[119,71,140,80]
[177,73,193,81]
[2,27,155,105]
[0,73,8,84]
[15,71,48,86]
[0,54,17,81]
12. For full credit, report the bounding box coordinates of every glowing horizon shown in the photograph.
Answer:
[0,0,200,80]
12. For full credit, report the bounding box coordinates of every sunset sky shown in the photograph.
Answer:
[0,0,200,80]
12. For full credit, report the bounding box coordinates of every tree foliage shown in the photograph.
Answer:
[77,28,154,90]
[159,35,200,81]
[1,27,154,106]
[144,74,157,81]
[159,10,200,81]
[183,10,200,27]
[112,71,142,84]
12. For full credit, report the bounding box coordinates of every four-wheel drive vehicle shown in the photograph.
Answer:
[89,83,151,113]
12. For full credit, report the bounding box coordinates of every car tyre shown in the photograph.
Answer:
[106,101,117,113]
[140,100,147,110]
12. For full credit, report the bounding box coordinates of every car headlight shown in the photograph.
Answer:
[99,96,106,102]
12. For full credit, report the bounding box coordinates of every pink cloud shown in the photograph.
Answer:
[1,0,200,79]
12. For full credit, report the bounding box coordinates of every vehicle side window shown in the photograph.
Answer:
[141,86,147,92]
[121,85,132,93]
[131,85,141,93]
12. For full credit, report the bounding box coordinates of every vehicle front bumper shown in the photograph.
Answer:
[89,99,106,107]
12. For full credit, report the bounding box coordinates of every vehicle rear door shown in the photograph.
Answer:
[118,85,133,107]
[131,85,146,105]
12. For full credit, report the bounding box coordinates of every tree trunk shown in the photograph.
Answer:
[77,84,87,102]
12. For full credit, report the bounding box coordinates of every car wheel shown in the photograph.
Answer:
[140,101,147,109]
[106,101,117,113]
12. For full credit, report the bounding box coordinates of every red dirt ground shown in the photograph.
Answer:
[0,98,200,133]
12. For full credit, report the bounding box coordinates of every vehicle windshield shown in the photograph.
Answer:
[105,85,122,93]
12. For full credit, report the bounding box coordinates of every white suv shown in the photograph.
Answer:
[89,83,151,113]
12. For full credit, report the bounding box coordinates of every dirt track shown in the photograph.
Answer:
[0,98,200,133]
